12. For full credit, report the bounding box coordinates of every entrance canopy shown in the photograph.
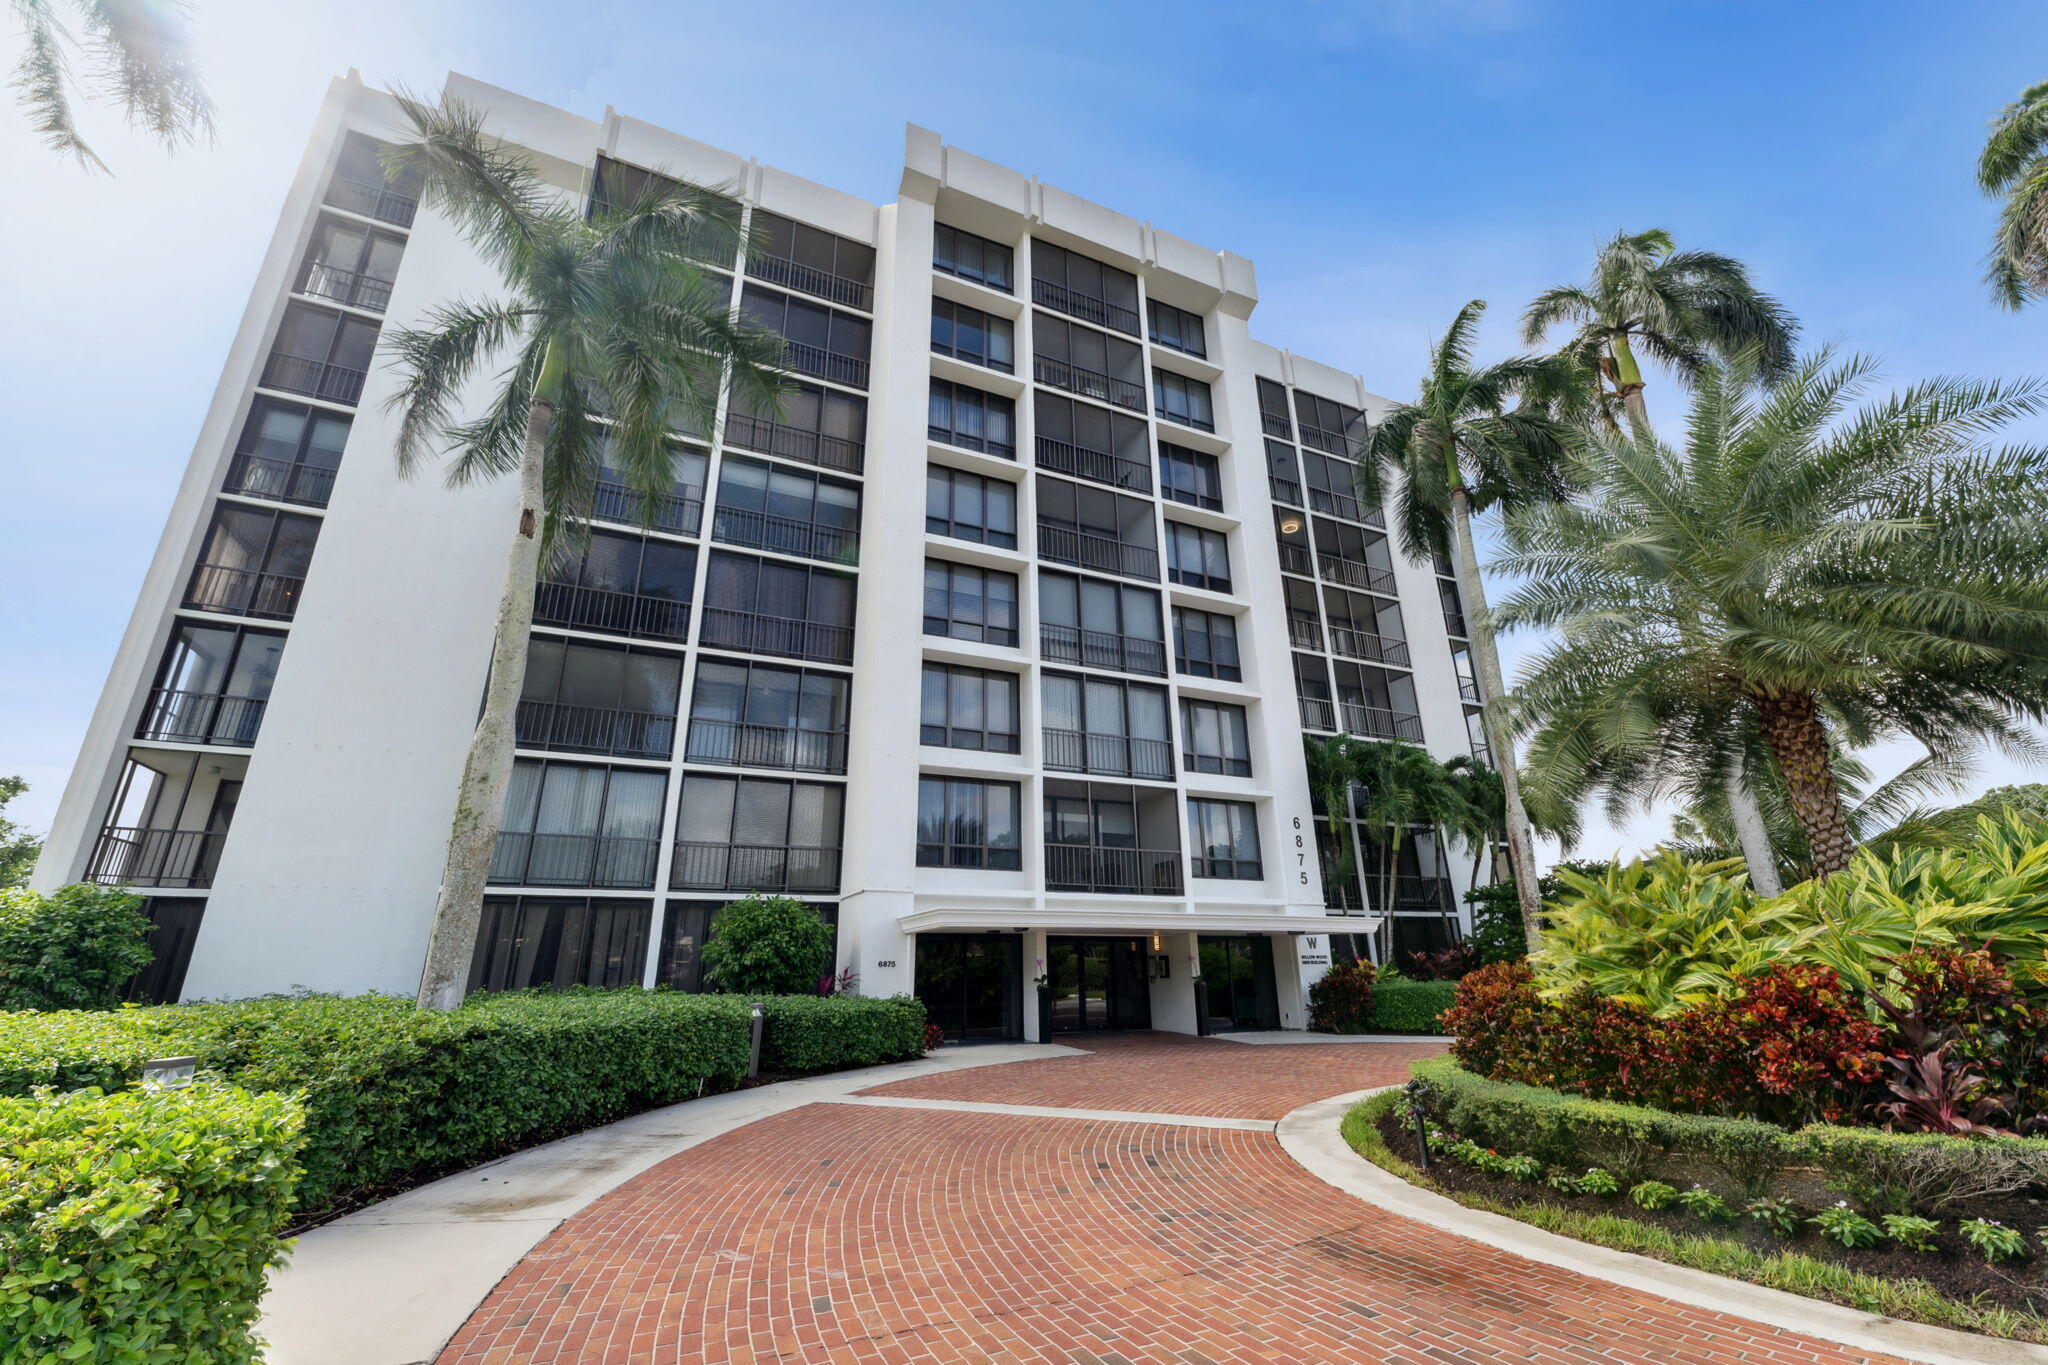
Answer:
[899,905,1352,937]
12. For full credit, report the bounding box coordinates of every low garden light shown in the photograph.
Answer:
[1403,1077,1431,1170]
[141,1056,196,1090]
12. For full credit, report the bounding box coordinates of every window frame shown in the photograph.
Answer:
[923,558,1021,646]
[920,662,1023,754]
[916,775,1024,869]
[925,465,1019,548]
[1188,799,1262,880]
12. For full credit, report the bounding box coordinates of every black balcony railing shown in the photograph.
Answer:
[1318,555,1398,596]
[747,253,873,310]
[322,175,418,227]
[1031,279,1141,336]
[1327,626,1412,668]
[1443,610,1470,638]
[712,507,859,565]
[533,582,691,642]
[488,832,660,889]
[1298,696,1336,732]
[1287,615,1324,650]
[136,689,266,747]
[1033,355,1145,411]
[225,451,336,508]
[1036,437,1150,492]
[670,841,842,893]
[723,413,864,473]
[261,352,368,405]
[1300,423,1365,460]
[590,480,702,537]
[1039,623,1167,677]
[780,340,868,389]
[1261,411,1293,439]
[1037,524,1158,581]
[1277,542,1313,576]
[1383,875,1458,912]
[515,699,676,759]
[296,259,395,312]
[1269,475,1303,506]
[1042,729,1173,781]
[684,718,848,774]
[87,826,224,888]
[1338,704,1425,742]
[184,564,304,620]
[1459,677,1481,704]
[1044,844,1183,896]
[698,608,854,665]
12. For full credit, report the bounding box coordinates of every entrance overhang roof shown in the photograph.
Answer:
[898,905,1373,936]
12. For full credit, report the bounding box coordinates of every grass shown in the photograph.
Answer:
[1341,1091,2048,1345]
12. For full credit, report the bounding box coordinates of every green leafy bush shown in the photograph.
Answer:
[1811,1202,1883,1248]
[0,1081,303,1363]
[701,894,834,995]
[1629,1179,1678,1210]
[1676,1185,1734,1221]
[1745,1196,1802,1236]
[1961,1217,2029,1262]
[1881,1214,1941,1252]
[0,883,156,1010]
[1307,955,1375,1032]
[758,995,926,1071]
[1367,979,1457,1033]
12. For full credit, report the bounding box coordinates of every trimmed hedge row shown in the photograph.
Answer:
[0,1081,303,1364]
[759,995,926,1071]
[1367,980,1457,1034]
[1408,1057,2048,1213]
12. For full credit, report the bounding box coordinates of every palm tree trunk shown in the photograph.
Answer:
[1448,487,1546,955]
[1378,833,1396,964]
[415,397,553,1009]
[1748,689,1855,878]
[1722,763,1784,895]
[1609,332,1649,425]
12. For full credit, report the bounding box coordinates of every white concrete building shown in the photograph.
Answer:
[35,73,1492,1040]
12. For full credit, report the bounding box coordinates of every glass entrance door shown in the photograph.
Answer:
[915,933,1023,1043]
[1046,936,1150,1031]
[1198,934,1279,1032]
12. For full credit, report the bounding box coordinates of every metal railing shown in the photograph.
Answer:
[1036,436,1151,492]
[590,479,702,537]
[184,564,304,620]
[779,339,868,389]
[746,253,873,310]
[1042,728,1173,781]
[87,826,224,888]
[1044,844,1183,896]
[1298,696,1336,732]
[698,607,854,665]
[296,259,394,312]
[1039,623,1167,677]
[1031,278,1141,335]
[1269,475,1303,505]
[1318,555,1398,595]
[712,506,859,565]
[724,413,864,473]
[487,832,660,889]
[1338,704,1425,742]
[533,582,692,642]
[1443,610,1470,638]
[322,175,418,227]
[136,689,266,746]
[1037,523,1158,580]
[1380,875,1458,912]
[1326,626,1411,668]
[1459,677,1481,704]
[1287,615,1324,650]
[1261,411,1294,439]
[1308,484,1375,523]
[1299,422,1365,459]
[514,699,675,759]
[1033,355,1145,411]
[684,718,847,774]
[1277,542,1313,576]
[261,352,368,405]
[669,841,842,893]
[225,451,336,507]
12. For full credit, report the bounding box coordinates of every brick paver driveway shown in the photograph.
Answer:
[436,1034,1906,1364]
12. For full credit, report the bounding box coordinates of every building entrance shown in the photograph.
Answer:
[1046,935,1151,1032]
[1198,934,1279,1032]
[915,932,1023,1042]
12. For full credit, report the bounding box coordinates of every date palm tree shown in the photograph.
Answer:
[1357,300,1585,953]
[382,94,786,1008]
[1500,350,2048,879]
[11,0,214,171]
[1520,228,1797,429]
[1979,81,2048,309]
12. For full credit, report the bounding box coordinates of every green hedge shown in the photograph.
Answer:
[758,995,926,1071]
[0,1081,303,1363]
[1367,980,1457,1034]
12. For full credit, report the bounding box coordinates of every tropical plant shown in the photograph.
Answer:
[701,894,835,996]
[0,883,155,1010]
[1500,350,2048,877]
[0,776,41,888]
[1302,732,1360,895]
[1350,738,1465,948]
[1880,1214,1941,1253]
[1440,753,1504,894]
[1979,82,2048,308]
[381,95,786,1008]
[1811,1202,1883,1249]
[10,0,215,170]
[1357,301,1586,949]
[1960,1217,2029,1263]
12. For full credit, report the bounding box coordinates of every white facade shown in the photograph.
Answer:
[36,73,1490,1039]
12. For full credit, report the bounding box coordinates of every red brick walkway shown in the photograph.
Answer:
[436,1035,1907,1364]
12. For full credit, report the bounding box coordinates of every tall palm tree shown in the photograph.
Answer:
[11,0,214,171]
[1500,350,2048,878]
[382,95,786,1008]
[1979,82,2048,309]
[1520,228,1797,428]
[1440,753,1504,898]
[1350,739,1463,959]
[1357,300,1584,953]
[1302,732,1359,898]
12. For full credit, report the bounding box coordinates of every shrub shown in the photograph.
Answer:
[1881,1214,1941,1252]
[1629,1179,1678,1210]
[701,894,835,996]
[1402,943,1479,980]
[1308,955,1376,1033]
[1745,1196,1802,1236]
[0,1081,302,1363]
[1811,1202,1883,1249]
[1676,1185,1734,1221]
[1577,1167,1621,1196]
[758,995,926,1071]
[1797,1122,2048,1215]
[1890,944,2048,1131]
[1442,962,1546,1078]
[1367,978,1457,1033]
[0,884,156,1010]
[1961,1217,2029,1263]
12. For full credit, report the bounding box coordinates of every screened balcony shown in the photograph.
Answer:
[488,760,664,890]
[1042,781,1182,896]
[87,752,242,889]
[670,773,843,894]
[322,131,420,228]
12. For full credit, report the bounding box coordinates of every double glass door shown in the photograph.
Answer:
[1046,936,1150,1032]
[916,933,1023,1043]
[1199,935,1280,1032]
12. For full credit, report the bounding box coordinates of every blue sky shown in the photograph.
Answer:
[4,0,2046,856]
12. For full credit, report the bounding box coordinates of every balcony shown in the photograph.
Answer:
[515,699,675,759]
[1327,626,1412,668]
[86,826,224,888]
[136,689,266,747]
[670,841,841,893]
[225,450,335,508]
[1300,423,1364,460]
[780,340,868,390]
[1039,623,1167,678]
[1308,485,1383,525]
[184,564,303,621]
[1318,555,1397,596]
[296,259,394,313]
[723,413,864,474]
[698,608,854,665]
[684,718,847,774]
[322,174,417,228]
[591,479,702,537]
[1287,614,1324,650]
[1460,677,1481,704]
[1031,279,1140,336]
[1033,355,1145,411]
[1037,524,1158,581]
[1298,696,1336,732]
[261,352,367,405]
[1042,729,1173,781]
[487,832,659,889]
[1338,704,1425,742]
[1269,475,1303,506]
[748,253,873,310]
[1383,875,1458,912]
[712,507,859,565]
[1277,542,1313,577]
[533,583,691,643]
[1044,844,1183,896]
[1036,437,1150,493]
[1261,411,1294,440]
[1443,610,1470,638]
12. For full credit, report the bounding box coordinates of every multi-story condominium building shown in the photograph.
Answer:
[36,72,1490,1040]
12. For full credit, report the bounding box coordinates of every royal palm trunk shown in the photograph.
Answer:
[1722,763,1784,895]
[1749,688,1855,878]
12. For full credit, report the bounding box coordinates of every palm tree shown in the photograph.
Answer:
[1350,739,1464,960]
[11,0,214,171]
[1520,228,1797,428]
[1302,732,1359,898]
[1357,300,1584,954]
[382,95,786,1008]
[1440,753,1504,897]
[1500,350,2048,879]
[1979,82,2048,309]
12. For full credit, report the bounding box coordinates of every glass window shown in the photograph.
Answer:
[1033,312,1145,409]
[684,658,848,773]
[1147,298,1207,357]
[1165,522,1231,593]
[931,298,1014,372]
[1029,240,1139,335]
[926,465,1018,547]
[928,379,1016,457]
[1041,673,1172,780]
[725,380,867,473]
[712,455,861,564]
[916,777,1022,868]
[670,774,844,892]
[933,224,1014,292]
[490,759,665,889]
[1158,442,1222,511]
[922,559,1019,645]
[1153,369,1215,432]
[1037,570,1166,676]
[1189,800,1262,880]
[1293,389,1368,457]
[749,209,874,307]
[1033,391,1150,491]
[921,663,1021,753]
[1180,698,1252,776]
[137,623,284,746]
[185,503,321,620]
[470,897,652,991]
[741,284,871,387]
[1173,607,1241,682]
[516,638,681,759]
